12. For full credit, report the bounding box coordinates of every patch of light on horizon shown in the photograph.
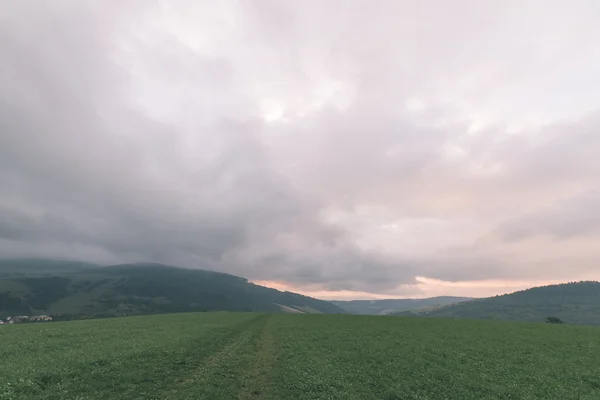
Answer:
[414,276,568,289]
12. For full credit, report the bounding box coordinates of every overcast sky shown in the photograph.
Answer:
[1,1,600,299]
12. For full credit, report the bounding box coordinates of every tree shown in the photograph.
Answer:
[545,316,563,324]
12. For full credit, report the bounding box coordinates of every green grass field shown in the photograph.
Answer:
[2,313,600,399]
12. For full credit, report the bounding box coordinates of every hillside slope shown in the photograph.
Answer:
[332,296,472,315]
[0,260,344,318]
[393,281,600,325]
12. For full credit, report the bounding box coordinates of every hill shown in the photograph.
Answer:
[332,296,472,315]
[0,259,344,318]
[393,281,600,325]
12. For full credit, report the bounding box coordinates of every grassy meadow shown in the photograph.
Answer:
[1,312,600,399]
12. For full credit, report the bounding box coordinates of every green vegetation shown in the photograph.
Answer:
[2,312,600,399]
[0,260,344,318]
[394,281,600,325]
[332,296,472,315]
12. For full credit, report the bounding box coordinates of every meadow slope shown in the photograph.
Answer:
[398,281,600,325]
[2,313,600,399]
[0,260,344,317]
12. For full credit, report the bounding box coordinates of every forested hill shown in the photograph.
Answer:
[393,281,600,325]
[0,259,344,318]
[332,296,472,315]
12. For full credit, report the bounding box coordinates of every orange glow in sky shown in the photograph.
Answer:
[252,276,575,300]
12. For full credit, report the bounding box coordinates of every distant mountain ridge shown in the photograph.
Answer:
[0,259,345,318]
[332,296,472,315]
[392,281,600,326]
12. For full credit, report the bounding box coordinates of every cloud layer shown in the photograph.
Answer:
[1,1,600,297]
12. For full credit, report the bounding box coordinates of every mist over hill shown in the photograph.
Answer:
[0,259,344,319]
[332,297,472,315]
[4,259,599,326]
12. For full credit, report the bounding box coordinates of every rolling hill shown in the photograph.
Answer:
[0,259,345,318]
[393,281,600,325]
[332,296,472,315]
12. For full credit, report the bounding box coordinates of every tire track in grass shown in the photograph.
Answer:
[162,313,270,400]
[1,313,262,400]
[238,314,278,400]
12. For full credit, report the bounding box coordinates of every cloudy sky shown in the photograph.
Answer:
[1,1,600,299]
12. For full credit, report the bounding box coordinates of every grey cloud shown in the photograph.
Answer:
[498,189,600,242]
[0,0,415,292]
[1,0,600,294]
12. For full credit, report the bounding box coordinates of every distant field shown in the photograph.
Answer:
[2,313,600,399]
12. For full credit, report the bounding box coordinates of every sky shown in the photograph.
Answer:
[1,0,600,300]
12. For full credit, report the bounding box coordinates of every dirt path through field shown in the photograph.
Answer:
[237,314,279,399]
[162,313,271,400]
